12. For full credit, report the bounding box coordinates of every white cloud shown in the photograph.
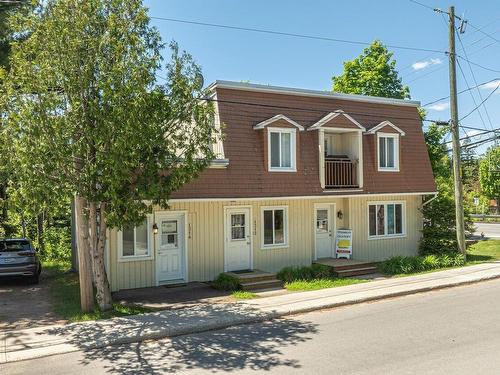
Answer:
[480,80,500,91]
[412,58,443,71]
[428,102,450,111]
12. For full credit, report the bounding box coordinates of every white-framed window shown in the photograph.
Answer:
[261,206,288,248]
[118,215,153,261]
[377,133,399,171]
[368,201,405,239]
[268,127,296,172]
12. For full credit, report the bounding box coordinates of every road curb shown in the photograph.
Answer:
[3,272,500,364]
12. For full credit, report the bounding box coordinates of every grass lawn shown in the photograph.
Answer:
[231,290,258,299]
[467,240,500,264]
[284,278,367,291]
[44,260,153,322]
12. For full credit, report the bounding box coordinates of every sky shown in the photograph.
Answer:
[144,0,500,154]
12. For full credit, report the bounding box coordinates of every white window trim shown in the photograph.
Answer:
[377,132,400,172]
[117,214,154,262]
[261,205,289,249]
[267,127,297,172]
[367,200,406,240]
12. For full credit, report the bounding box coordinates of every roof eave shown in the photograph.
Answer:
[209,80,421,108]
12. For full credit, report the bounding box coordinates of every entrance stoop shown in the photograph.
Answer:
[224,270,283,291]
[314,258,379,277]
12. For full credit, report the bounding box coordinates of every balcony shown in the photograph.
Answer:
[319,130,363,190]
[325,157,359,188]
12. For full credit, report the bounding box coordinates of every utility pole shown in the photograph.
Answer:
[448,6,467,256]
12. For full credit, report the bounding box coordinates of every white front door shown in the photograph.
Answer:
[315,205,334,259]
[156,213,185,283]
[225,207,252,271]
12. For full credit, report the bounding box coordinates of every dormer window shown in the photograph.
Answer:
[378,133,399,171]
[366,121,405,173]
[253,114,303,173]
[268,128,296,172]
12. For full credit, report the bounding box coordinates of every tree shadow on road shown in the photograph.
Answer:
[45,303,317,374]
[93,318,315,374]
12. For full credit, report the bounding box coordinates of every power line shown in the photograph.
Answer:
[422,77,500,107]
[461,134,500,149]
[460,82,500,121]
[457,32,495,131]
[457,55,500,73]
[149,16,447,54]
[155,76,445,123]
[456,58,488,132]
[156,74,500,134]
[442,127,500,145]
[467,21,500,45]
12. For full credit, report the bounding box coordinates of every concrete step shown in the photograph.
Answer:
[241,279,283,291]
[336,266,379,278]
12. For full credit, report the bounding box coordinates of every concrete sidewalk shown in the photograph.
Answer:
[3,261,500,364]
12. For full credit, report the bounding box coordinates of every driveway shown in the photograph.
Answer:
[0,271,64,331]
[474,222,500,239]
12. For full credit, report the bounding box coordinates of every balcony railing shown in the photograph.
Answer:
[325,158,358,188]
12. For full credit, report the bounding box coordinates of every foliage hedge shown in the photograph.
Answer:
[212,273,241,291]
[379,253,466,275]
[277,264,334,283]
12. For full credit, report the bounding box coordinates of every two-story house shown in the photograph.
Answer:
[104,81,436,291]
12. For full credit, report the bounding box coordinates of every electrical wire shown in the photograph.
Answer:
[149,16,447,54]
[422,77,500,107]
[442,127,500,145]
[467,21,500,45]
[459,82,500,121]
[457,55,500,74]
[457,32,495,131]
[456,58,488,133]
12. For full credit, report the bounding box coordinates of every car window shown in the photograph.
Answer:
[0,240,32,252]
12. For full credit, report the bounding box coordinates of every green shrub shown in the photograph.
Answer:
[212,273,241,291]
[41,226,72,262]
[277,264,334,283]
[379,253,466,275]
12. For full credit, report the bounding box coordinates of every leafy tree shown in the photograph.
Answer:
[479,146,500,213]
[0,0,30,237]
[461,140,480,193]
[420,124,474,255]
[332,40,410,99]
[5,0,218,312]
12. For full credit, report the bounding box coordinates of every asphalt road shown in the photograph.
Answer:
[474,222,500,239]
[4,279,500,375]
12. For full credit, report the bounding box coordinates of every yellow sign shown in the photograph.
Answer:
[335,229,353,259]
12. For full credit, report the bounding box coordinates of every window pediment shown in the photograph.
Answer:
[365,121,406,136]
[308,110,365,131]
[253,114,304,131]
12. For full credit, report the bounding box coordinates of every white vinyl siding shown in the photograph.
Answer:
[107,195,423,291]
[377,133,399,171]
[268,128,296,172]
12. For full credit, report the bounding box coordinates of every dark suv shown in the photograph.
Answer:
[0,239,42,284]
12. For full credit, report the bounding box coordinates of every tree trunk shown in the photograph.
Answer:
[89,201,112,311]
[75,196,94,313]
[37,212,45,254]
